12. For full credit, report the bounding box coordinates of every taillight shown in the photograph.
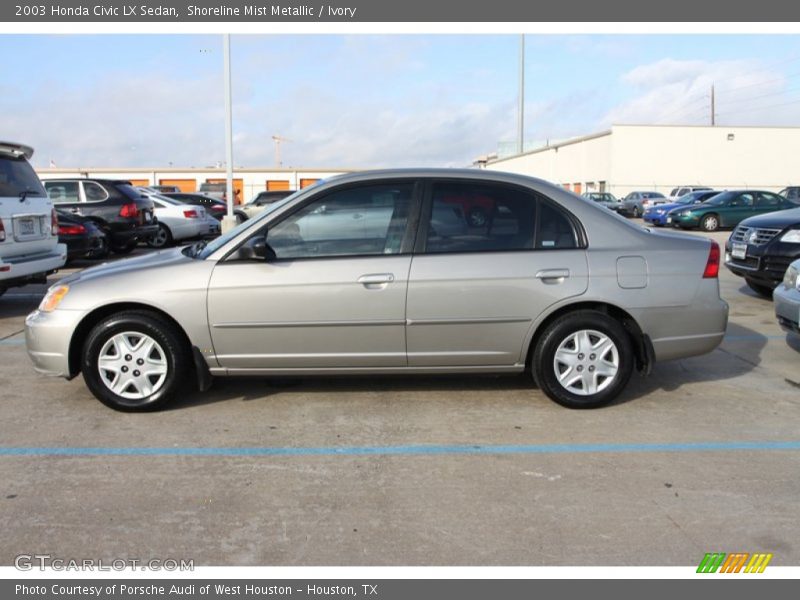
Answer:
[51,208,58,236]
[703,241,721,278]
[59,224,86,235]
[119,203,140,218]
[183,210,199,218]
[0,218,5,242]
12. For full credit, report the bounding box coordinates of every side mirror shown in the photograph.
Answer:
[237,230,276,261]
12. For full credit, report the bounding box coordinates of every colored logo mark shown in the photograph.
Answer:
[697,552,773,573]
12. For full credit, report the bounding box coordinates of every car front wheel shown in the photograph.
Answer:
[82,311,190,411]
[533,310,634,409]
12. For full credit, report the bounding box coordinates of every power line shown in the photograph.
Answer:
[716,96,800,118]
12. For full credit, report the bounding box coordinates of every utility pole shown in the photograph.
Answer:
[711,84,716,126]
[517,34,525,155]
[272,135,292,168]
[221,34,236,233]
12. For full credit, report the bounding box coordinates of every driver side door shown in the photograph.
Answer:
[206,181,420,370]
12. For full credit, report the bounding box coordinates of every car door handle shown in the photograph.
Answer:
[69,207,81,214]
[357,273,394,287]
[535,269,570,283]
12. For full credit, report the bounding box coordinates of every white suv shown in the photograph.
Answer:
[0,142,66,296]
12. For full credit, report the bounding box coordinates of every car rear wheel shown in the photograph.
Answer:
[701,214,719,231]
[235,212,247,224]
[745,278,775,299]
[632,206,641,218]
[146,223,173,249]
[533,310,634,409]
[82,311,190,411]
[110,240,138,255]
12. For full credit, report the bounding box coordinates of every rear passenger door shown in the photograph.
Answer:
[405,180,589,367]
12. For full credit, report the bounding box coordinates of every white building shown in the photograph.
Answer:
[35,166,350,203]
[480,124,800,198]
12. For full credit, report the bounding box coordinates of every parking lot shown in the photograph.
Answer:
[1,224,799,567]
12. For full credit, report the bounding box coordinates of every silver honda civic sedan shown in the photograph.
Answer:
[25,169,728,411]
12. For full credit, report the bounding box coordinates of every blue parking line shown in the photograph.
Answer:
[0,339,25,346]
[0,440,799,457]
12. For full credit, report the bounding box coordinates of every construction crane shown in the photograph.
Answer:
[272,135,292,168]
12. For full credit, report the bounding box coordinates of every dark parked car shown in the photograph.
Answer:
[779,187,800,203]
[163,192,228,221]
[643,190,720,226]
[725,207,800,298]
[56,210,107,261]
[43,179,158,254]
[667,190,799,232]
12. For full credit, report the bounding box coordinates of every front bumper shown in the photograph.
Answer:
[643,213,669,226]
[774,284,800,334]
[724,240,800,286]
[670,214,700,229]
[25,308,86,378]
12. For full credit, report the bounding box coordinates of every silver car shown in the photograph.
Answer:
[774,258,800,335]
[25,169,728,411]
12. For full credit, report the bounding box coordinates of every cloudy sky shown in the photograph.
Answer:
[3,34,800,169]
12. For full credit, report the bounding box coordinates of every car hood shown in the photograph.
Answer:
[61,247,191,285]
[738,207,800,229]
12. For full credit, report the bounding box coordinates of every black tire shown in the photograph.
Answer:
[632,206,641,218]
[700,214,719,232]
[0,286,6,298]
[532,310,634,409]
[146,223,173,249]
[746,278,775,299]
[110,240,138,255]
[234,211,247,224]
[81,310,190,411]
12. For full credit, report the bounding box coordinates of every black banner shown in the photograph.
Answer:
[4,580,798,600]
[4,0,800,22]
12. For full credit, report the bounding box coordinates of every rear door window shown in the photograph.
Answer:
[0,156,46,198]
[422,182,578,253]
[45,181,80,204]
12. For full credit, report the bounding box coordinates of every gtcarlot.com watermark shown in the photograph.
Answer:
[14,554,194,571]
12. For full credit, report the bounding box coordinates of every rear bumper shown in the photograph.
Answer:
[774,285,800,334]
[631,283,729,361]
[0,244,67,287]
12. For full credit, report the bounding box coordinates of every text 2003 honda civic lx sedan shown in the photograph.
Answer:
[25,170,729,411]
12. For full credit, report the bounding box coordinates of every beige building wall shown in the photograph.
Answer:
[484,124,800,198]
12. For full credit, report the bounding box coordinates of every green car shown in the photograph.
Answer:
[668,190,799,231]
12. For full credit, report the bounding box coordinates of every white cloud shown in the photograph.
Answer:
[603,58,800,127]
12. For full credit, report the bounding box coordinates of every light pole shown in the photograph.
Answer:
[221,34,237,233]
[518,34,525,155]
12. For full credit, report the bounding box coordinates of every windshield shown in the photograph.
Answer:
[0,155,46,197]
[195,192,299,259]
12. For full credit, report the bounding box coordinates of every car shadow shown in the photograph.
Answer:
[786,332,800,354]
[615,321,766,404]
[166,321,767,411]
[167,373,537,411]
